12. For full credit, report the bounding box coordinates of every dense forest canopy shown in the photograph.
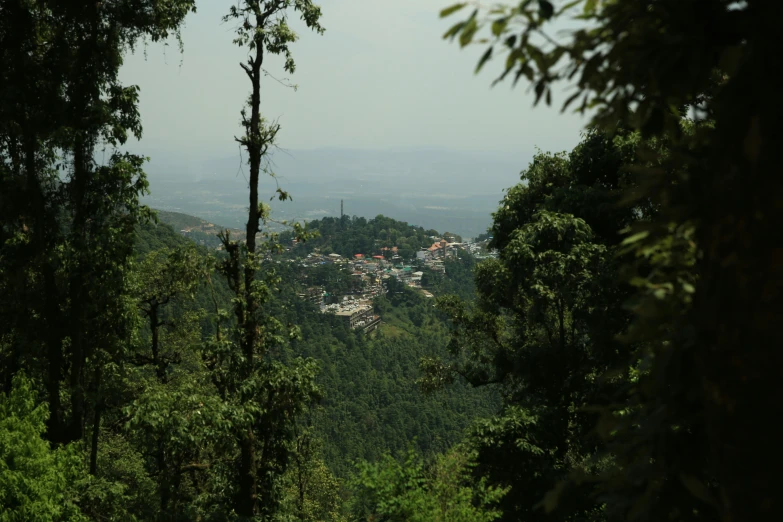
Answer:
[2,0,781,521]
[281,215,447,261]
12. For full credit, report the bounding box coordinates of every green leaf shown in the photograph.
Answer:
[443,21,466,40]
[459,17,479,47]
[561,90,582,112]
[440,3,468,18]
[534,81,546,104]
[621,231,649,246]
[491,18,508,37]
[583,0,598,15]
[538,0,554,19]
[476,47,494,73]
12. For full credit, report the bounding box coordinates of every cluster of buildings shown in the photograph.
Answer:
[414,237,469,273]
[298,286,325,307]
[320,297,382,333]
[297,255,430,332]
[293,236,497,331]
[296,252,345,267]
[469,242,499,260]
[332,301,381,332]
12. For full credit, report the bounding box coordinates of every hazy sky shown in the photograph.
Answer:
[119,0,590,159]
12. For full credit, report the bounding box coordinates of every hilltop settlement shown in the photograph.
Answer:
[292,233,494,332]
[158,212,497,332]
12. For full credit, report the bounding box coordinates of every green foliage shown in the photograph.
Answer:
[279,457,345,522]
[277,429,346,522]
[439,0,694,133]
[0,0,497,520]
[421,254,477,301]
[473,231,492,243]
[6,0,777,520]
[0,0,197,458]
[0,374,86,521]
[151,211,233,250]
[135,220,194,255]
[303,262,363,297]
[133,246,204,308]
[155,211,216,232]
[260,262,499,477]
[491,130,645,249]
[2,203,493,520]
[423,130,638,521]
[300,318,498,478]
[349,447,507,522]
[75,432,158,522]
[215,0,326,517]
[224,0,324,74]
[286,215,441,261]
[442,0,783,519]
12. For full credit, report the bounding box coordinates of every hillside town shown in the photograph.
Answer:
[293,235,497,331]
[164,210,500,333]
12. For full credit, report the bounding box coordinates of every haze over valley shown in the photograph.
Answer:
[117,0,588,238]
[141,146,528,238]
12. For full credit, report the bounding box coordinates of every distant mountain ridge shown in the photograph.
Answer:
[140,147,517,237]
[138,146,526,193]
[152,210,243,249]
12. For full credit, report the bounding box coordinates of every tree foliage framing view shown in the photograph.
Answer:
[1,1,780,521]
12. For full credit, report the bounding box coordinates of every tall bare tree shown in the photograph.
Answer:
[218,1,324,517]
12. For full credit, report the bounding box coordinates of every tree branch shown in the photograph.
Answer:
[179,462,211,473]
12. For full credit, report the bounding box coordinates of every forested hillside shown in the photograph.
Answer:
[284,215,461,260]
[136,218,499,479]
[135,219,194,254]
[268,260,498,477]
[152,210,242,250]
[136,212,498,481]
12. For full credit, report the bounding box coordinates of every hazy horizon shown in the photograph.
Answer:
[140,145,530,238]
[118,0,592,236]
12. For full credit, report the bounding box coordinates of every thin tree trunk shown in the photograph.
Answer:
[43,264,64,442]
[296,431,308,522]
[238,430,257,517]
[237,12,266,518]
[89,366,102,475]
[557,298,565,351]
[242,27,264,365]
[66,5,102,444]
[160,440,170,516]
[150,303,166,382]
[24,134,65,443]
[68,135,90,444]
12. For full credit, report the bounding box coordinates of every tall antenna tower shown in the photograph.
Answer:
[340,199,344,220]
